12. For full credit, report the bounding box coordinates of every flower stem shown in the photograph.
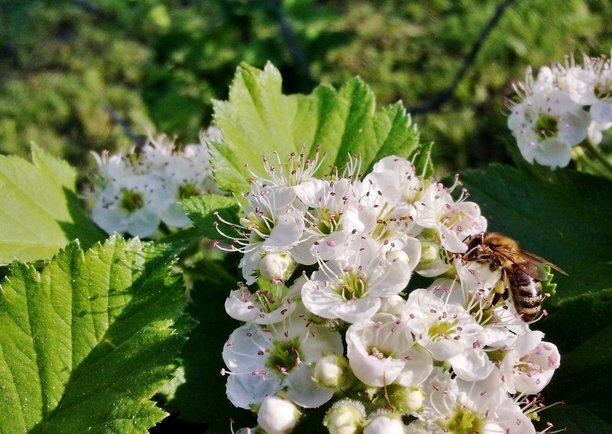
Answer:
[579,140,612,180]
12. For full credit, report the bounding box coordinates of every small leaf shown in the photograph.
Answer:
[541,265,557,298]
[211,63,420,192]
[181,194,240,241]
[0,145,105,263]
[0,236,189,433]
[409,142,434,179]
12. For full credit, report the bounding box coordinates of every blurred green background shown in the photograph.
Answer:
[1,0,610,176]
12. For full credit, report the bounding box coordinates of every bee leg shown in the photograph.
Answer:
[491,280,507,306]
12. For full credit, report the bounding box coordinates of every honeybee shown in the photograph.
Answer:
[463,232,566,322]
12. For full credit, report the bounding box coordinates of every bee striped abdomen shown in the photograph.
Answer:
[508,265,542,322]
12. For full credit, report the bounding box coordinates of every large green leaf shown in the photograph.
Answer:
[537,289,612,432]
[211,63,420,193]
[0,145,105,264]
[461,163,612,432]
[0,236,189,433]
[460,163,612,301]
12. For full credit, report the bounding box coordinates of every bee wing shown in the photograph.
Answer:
[517,250,568,277]
[492,245,567,280]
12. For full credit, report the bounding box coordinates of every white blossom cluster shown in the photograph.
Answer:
[218,152,561,434]
[508,53,611,169]
[88,128,221,237]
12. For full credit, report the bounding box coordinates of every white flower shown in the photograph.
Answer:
[236,186,305,284]
[403,288,493,381]
[415,182,487,254]
[257,396,300,434]
[565,55,612,124]
[91,171,162,238]
[418,369,535,434]
[291,178,356,265]
[498,331,561,394]
[224,280,299,325]
[302,236,412,323]
[355,158,422,242]
[346,313,432,387]
[508,67,590,168]
[363,414,405,434]
[222,315,343,409]
[152,143,220,227]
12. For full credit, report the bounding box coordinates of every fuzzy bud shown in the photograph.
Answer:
[363,414,405,434]
[259,252,295,283]
[257,396,300,434]
[378,294,406,316]
[314,355,349,389]
[323,400,365,434]
[419,241,439,264]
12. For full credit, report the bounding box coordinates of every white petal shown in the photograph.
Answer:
[126,209,160,238]
[285,364,334,408]
[449,349,494,381]
[591,100,612,124]
[395,344,434,387]
[533,138,572,168]
[226,371,282,409]
[334,297,381,323]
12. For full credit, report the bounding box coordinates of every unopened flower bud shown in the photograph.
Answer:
[379,294,405,316]
[363,414,404,434]
[386,385,425,414]
[314,355,349,389]
[386,249,411,265]
[257,396,300,434]
[324,400,365,434]
[419,241,439,264]
[259,252,295,283]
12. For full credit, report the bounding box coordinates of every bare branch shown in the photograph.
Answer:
[409,0,516,115]
[267,0,314,84]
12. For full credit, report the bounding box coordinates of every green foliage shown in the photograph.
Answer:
[538,289,612,432]
[461,163,612,301]
[0,236,190,433]
[1,0,609,175]
[181,194,241,241]
[0,145,104,263]
[460,163,612,431]
[211,63,419,192]
[167,255,255,433]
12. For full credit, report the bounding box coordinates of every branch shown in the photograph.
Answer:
[104,107,146,150]
[409,0,516,115]
[267,0,315,85]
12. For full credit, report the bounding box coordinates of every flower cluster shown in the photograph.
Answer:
[219,152,561,434]
[88,128,221,237]
[508,53,611,168]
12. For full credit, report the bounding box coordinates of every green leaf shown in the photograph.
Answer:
[0,236,189,433]
[168,256,255,433]
[460,163,612,301]
[461,163,612,432]
[181,194,241,241]
[211,62,420,192]
[0,145,105,263]
[537,290,612,432]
